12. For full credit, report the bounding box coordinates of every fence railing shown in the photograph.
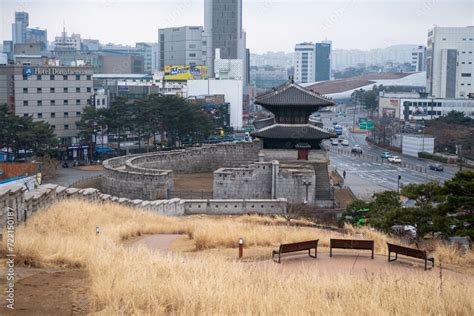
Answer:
[327,146,427,173]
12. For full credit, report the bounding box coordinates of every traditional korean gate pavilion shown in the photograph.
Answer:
[251,80,336,149]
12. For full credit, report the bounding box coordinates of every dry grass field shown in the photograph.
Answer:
[5,200,474,315]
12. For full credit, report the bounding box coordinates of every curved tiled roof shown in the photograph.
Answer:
[255,81,334,107]
[251,124,335,140]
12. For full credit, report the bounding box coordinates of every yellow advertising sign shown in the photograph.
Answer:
[164,65,208,81]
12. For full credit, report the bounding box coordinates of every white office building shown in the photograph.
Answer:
[379,94,474,121]
[214,49,243,80]
[426,26,474,98]
[411,46,426,72]
[187,79,243,128]
[53,28,82,51]
[294,43,315,83]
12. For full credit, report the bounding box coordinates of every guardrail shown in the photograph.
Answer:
[327,145,427,173]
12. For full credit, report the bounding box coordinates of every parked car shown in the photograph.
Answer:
[351,145,363,154]
[381,152,392,159]
[338,135,345,142]
[331,139,339,146]
[341,139,349,146]
[429,163,444,171]
[388,156,402,164]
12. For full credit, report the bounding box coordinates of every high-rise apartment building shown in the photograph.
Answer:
[158,26,206,71]
[315,41,332,81]
[411,46,426,72]
[294,43,315,83]
[12,12,29,44]
[294,41,332,84]
[204,0,245,78]
[426,26,474,98]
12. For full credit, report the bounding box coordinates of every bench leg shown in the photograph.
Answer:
[272,252,280,263]
[371,248,374,259]
[388,251,397,262]
[308,248,317,259]
[425,259,427,271]
[330,246,332,257]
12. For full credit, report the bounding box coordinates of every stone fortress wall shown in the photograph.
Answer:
[0,183,287,242]
[214,158,331,207]
[102,141,263,200]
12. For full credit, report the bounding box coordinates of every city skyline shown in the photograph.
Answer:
[1,0,472,54]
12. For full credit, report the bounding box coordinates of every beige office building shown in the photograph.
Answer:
[0,65,93,143]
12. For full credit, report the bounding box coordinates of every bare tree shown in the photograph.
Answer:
[279,203,308,226]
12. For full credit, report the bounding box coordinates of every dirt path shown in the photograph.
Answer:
[127,234,184,253]
[0,266,89,315]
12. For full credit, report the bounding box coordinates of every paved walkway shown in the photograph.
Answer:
[45,167,102,187]
[129,234,183,253]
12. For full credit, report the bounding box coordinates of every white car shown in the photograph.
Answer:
[388,156,402,163]
[341,140,349,146]
[331,139,339,146]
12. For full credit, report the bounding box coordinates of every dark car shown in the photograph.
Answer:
[351,146,363,154]
[429,163,444,171]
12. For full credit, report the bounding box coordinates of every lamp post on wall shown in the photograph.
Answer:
[303,180,312,204]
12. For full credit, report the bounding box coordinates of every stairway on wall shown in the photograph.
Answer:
[314,163,332,200]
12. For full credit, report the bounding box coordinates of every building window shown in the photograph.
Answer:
[64,124,69,130]
[50,87,55,93]
[64,87,68,93]
[461,73,472,77]
[64,100,69,105]
[76,87,80,93]
[76,111,81,117]
[86,75,91,80]
[64,112,69,117]
[37,100,42,106]
[189,53,196,57]
[102,99,105,105]
[51,125,55,129]
[23,100,28,106]
[50,75,54,80]
[51,100,56,106]
[37,75,42,80]
[51,112,55,118]
[37,113,42,118]
[23,113,28,117]
[23,88,27,93]
[76,75,80,80]
[87,87,91,93]
[76,99,81,105]
[63,75,68,80]
[87,99,91,105]
[37,88,42,93]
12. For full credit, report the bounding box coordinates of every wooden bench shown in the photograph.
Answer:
[330,238,374,259]
[272,240,318,263]
[387,243,435,270]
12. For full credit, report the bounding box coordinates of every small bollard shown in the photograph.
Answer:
[96,226,100,236]
[239,238,244,259]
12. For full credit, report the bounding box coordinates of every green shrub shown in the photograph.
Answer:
[418,152,448,163]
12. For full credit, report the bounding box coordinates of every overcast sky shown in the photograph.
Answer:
[0,0,472,53]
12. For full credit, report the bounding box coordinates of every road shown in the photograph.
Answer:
[314,107,459,195]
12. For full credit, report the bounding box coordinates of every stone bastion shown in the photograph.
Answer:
[102,141,263,200]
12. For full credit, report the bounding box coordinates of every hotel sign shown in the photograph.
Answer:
[33,67,93,75]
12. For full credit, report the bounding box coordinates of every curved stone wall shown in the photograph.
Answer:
[102,141,262,200]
